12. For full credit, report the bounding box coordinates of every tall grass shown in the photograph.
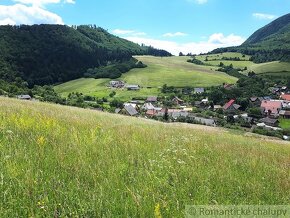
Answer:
[0,97,289,217]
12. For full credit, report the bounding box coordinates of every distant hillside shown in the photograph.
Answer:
[0,25,171,86]
[212,13,290,63]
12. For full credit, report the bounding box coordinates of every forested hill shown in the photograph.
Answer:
[0,24,171,86]
[211,13,290,63]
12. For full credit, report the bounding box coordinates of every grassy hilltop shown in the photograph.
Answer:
[0,97,289,217]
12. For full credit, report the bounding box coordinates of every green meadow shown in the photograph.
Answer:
[0,97,289,217]
[55,56,237,101]
[195,52,290,74]
[248,61,290,74]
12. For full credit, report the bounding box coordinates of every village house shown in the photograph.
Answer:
[279,110,290,119]
[145,109,157,117]
[188,114,216,127]
[260,100,282,117]
[194,88,205,94]
[249,97,263,107]
[281,94,290,102]
[223,99,241,113]
[171,111,189,120]
[259,117,279,127]
[126,85,140,91]
[172,96,184,105]
[17,95,32,100]
[213,105,222,111]
[124,103,139,110]
[109,80,125,88]
[146,96,158,103]
[142,103,155,111]
[116,105,139,116]
[223,84,234,90]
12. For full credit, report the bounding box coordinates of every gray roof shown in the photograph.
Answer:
[127,85,140,89]
[233,104,241,110]
[142,103,155,110]
[115,108,121,114]
[194,117,216,126]
[17,95,31,99]
[259,117,278,124]
[146,96,158,102]
[124,105,138,116]
[171,111,189,119]
[194,88,205,93]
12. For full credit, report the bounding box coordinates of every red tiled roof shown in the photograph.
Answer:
[281,94,290,101]
[260,100,282,114]
[223,99,235,110]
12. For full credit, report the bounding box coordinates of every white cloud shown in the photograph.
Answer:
[0,4,64,25]
[0,18,16,25]
[253,13,277,20]
[125,33,245,56]
[112,29,146,36]
[13,0,75,7]
[0,0,75,25]
[163,32,188,37]
[112,29,135,35]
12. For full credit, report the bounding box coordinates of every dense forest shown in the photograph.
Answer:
[0,24,171,87]
[211,13,290,63]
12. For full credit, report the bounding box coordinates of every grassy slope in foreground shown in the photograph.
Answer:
[0,97,289,217]
[54,56,237,100]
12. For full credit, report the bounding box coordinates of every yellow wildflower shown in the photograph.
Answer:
[154,203,162,218]
[37,136,45,146]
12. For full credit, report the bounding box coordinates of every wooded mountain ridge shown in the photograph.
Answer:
[211,13,290,63]
[0,24,171,86]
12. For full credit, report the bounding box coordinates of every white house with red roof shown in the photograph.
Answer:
[260,100,282,116]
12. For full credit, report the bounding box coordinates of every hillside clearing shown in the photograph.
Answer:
[55,56,237,100]
[0,97,289,217]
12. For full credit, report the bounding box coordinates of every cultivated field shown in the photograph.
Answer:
[0,97,289,217]
[55,56,237,100]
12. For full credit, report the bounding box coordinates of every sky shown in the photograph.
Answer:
[0,0,290,55]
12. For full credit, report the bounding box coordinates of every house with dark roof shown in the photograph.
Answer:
[249,97,262,107]
[146,96,158,103]
[259,117,279,127]
[172,96,184,105]
[123,105,139,116]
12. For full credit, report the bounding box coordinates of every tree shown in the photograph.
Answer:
[110,99,123,108]
[109,91,116,98]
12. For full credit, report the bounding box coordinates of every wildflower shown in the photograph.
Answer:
[37,136,45,146]
[154,203,162,218]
